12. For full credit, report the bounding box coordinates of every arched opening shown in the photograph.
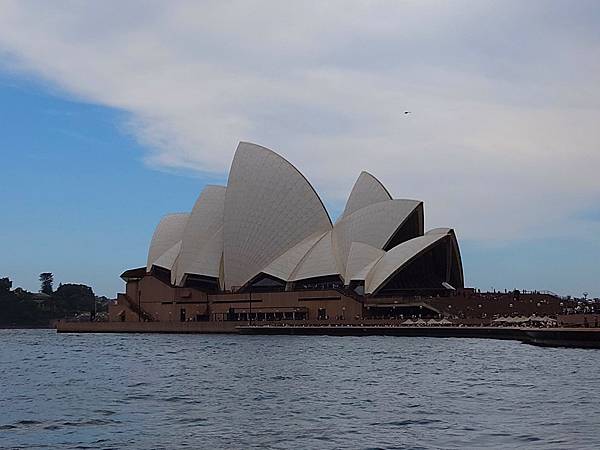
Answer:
[241,273,286,292]
[182,274,220,293]
[376,235,463,296]
[383,203,424,251]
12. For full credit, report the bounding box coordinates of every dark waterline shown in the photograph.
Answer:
[1,330,598,449]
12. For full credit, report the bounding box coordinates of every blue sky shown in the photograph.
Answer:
[0,75,219,296]
[0,1,598,297]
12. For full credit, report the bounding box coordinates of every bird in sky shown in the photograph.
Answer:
[404,111,411,114]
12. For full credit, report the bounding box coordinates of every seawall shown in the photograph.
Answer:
[240,325,600,348]
[55,321,600,348]
[56,321,238,334]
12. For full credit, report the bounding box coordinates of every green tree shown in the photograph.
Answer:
[39,272,54,295]
[53,283,95,313]
[0,277,11,293]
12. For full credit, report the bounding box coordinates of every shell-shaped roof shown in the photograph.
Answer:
[223,142,332,289]
[333,199,422,276]
[179,226,224,284]
[364,228,454,294]
[141,142,462,295]
[338,171,391,221]
[153,241,182,272]
[262,231,327,281]
[174,185,226,285]
[290,230,339,281]
[344,242,385,283]
[146,213,189,271]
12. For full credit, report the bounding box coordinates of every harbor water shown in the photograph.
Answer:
[1,329,599,449]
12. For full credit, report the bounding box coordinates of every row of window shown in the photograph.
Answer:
[217,311,308,321]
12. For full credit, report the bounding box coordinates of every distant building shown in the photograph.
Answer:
[112,142,463,323]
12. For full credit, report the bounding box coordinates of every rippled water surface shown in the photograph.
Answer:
[1,330,599,449]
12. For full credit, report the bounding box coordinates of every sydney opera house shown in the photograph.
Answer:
[111,142,464,323]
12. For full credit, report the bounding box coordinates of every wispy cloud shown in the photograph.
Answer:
[1,0,599,240]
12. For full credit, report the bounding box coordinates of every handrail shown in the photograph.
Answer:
[119,293,155,322]
[331,285,364,302]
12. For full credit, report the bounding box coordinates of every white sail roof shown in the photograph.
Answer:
[338,171,391,221]
[174,185,226,285]
[223,142,332,289]
[333,199,422,276]
[261,231,327,281]
[178,226,224,284]
[140,142,463,295]
[344,242,385,283]
[146,213,189,271]
[364,228,453,294]
[153,241,182,272]
[290,231,339,281]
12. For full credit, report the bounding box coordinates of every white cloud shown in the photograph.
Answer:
[1,0,599,241]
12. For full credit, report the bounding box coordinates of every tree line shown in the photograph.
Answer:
[0,273,111,327]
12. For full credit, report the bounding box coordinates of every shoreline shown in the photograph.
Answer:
[243,325,600,348]
[53,321,600,348]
